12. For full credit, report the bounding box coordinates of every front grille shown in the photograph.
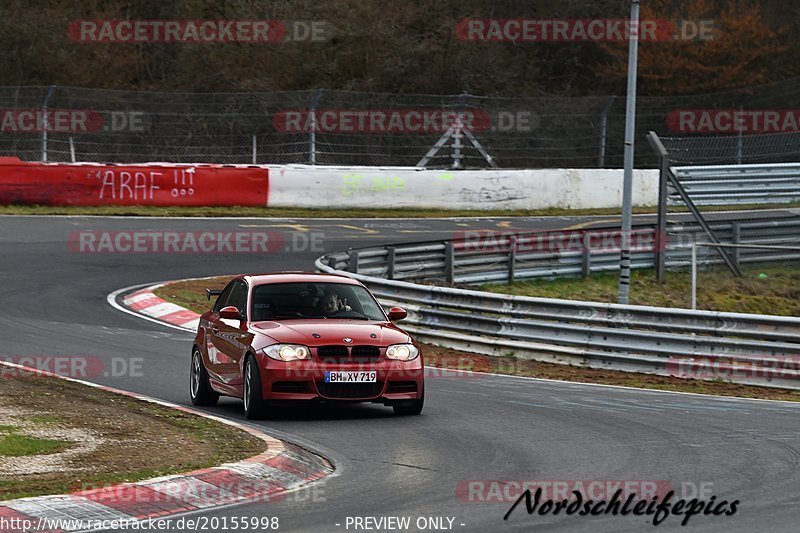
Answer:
[316,381,384,399]
[317,345,349,357]
[316,345,383,363]
[351,345,381,362]
[316,345,349,363]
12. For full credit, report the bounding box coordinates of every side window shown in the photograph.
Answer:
[227,281,249,317]
[212,282,236,313]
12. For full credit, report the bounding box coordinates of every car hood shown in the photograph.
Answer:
[250,319,411,346]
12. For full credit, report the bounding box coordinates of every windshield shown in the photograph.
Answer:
[250,282,387,321]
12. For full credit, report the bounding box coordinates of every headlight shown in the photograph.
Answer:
[386,343,419,361]
[263,344,311,361]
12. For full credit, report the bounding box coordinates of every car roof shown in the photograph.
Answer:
[242,272,362,286]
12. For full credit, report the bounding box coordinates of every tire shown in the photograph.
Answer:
[393,390,424,416]
[190,348,219,406]
[243,356,267,420]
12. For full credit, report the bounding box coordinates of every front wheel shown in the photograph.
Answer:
[243,356,267,420]
[190,349,219,406]
[393,390,424,416]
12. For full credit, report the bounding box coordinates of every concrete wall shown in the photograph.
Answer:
[268,165,658,209]
[0,157,659,209]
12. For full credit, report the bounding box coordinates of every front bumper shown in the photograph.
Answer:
[257,355,424,403]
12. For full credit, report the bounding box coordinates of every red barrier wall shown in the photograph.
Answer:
[0,157,269,206]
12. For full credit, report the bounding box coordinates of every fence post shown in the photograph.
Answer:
[736,101,743,164]
[691,240,697,310]
[647,131,670,283]
[309,89,322,164]
[252,134,257,164]
[655,152,669,282]
[348,249,360,274]
[444,241,454,284]
[507,235,517,284]
[598,96,615,168]
[731,223,741,269]
[69,137,76,163]
[582,232,592,278]
[40,85,56,162]
[387,246,396,280]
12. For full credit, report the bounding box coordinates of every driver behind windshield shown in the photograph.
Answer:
[317,290,350,316]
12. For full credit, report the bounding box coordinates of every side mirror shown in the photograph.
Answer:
[219,305,243,320]
[387,307,407,321]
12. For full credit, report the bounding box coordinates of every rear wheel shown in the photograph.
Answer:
[243,356,267,420]
[393,390,424,416]
[190,348,219,406]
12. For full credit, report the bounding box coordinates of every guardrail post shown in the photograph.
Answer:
[387,246,396,280]
[348,249,360,274]
[444,241,454,284]
[691,240,697,310]
[731,223,741,269]
[582,232,592,278]
[655,154,669,283]
[507,236,517,284]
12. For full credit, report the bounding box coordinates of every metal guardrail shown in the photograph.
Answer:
[325,216,800,286]
[670,163,800,206]
[316,219,800,390]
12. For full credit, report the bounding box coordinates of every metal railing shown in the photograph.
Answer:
[315,219,800,389]
[671,163,800,206]
[325,216,800,286]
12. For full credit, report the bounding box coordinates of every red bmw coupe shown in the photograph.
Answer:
[190,273,424,419]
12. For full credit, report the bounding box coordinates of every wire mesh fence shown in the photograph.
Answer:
[659,132,800,166]
[3,80,800,167]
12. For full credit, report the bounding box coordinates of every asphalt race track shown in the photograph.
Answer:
[2,213,800,532]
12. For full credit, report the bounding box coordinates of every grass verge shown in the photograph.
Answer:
[481,265,800,316]
[0,371,266,500]
[0,430,71,458]
[154,275,800,402]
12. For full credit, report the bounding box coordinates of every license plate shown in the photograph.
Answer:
[325,371,377,383]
